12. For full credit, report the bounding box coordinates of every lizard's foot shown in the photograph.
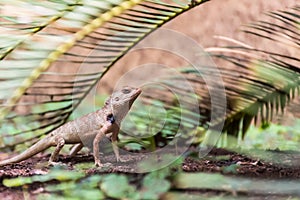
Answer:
[94,160,112,168]
[48,161,67,167]
[94,160,103,167]
[117,157,126,163]
[103,162,113,167]
[116,154,127,163]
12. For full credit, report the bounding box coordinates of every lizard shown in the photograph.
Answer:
[0,86,141,167]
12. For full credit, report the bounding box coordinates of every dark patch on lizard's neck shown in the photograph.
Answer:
[106,113,115,124]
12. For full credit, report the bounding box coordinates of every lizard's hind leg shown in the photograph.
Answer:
[69,143,83,157]
[49,136,65,165]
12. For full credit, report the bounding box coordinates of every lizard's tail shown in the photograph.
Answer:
[0,137,53,166]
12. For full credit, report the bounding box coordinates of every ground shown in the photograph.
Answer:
[1,147,300,199]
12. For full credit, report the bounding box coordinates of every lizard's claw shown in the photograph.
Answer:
[95,160,112,168]
[117,157,126,163]
[48,161,67,167]
[94,160,103,167]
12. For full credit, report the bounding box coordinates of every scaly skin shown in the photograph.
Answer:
[0,86,141,167]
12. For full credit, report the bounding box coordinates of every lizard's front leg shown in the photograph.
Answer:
[111,127,124,162]
[93,130,106,167]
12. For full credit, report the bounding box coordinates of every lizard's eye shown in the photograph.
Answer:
[122,88,131,94]
[114,97,119,101]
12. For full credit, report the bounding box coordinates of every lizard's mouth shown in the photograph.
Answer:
[132,88,142,100]
[135,88,142,97]
[128,88,142,106]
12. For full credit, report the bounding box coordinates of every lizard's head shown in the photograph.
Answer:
[105,86,141,124]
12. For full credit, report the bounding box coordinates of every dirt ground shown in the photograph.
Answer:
[1,147,300,199]
[1,147,300,178]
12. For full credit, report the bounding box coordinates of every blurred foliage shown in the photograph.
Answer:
[3,166,173,200]
[242,120,300,151]
[211,119,300,151]
[3,162,300,199]
[173,172,300,197]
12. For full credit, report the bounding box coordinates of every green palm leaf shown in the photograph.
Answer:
[207,5,300,137]
[142,4,300,141]
[0,0,209,149]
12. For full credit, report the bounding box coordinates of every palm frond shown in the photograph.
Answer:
[141,4,300,140]
[0,0,209,149]
[206,5,300,137]
[100,3,300,143]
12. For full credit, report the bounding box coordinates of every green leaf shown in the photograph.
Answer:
[41,168,85,182]
[174,172,300,195]
[140,173,171,199]
[3,177,33,187]
[221,164,240,174]
[100,174,137,199]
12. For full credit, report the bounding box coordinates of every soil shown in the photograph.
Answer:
[1,147,300,199]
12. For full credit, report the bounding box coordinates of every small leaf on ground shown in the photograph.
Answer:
[140,174,171,199]
[100,174,137,199]
[3,168,85,187]
[174,172,300,195]
[3,177,33,187]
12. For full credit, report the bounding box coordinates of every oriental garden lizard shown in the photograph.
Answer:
[0,86,141,167]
